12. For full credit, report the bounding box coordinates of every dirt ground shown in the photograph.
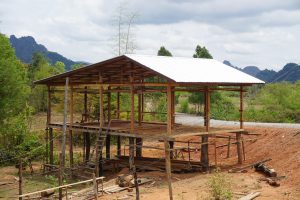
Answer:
[1,126,300,199]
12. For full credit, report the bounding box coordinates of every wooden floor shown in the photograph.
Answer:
[48,120,221,140]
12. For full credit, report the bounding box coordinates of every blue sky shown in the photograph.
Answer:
[0,0,299,70]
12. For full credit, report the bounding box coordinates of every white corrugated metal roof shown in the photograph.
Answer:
[125,54,264,84]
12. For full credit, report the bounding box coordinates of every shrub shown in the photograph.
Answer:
[208,168,233,200]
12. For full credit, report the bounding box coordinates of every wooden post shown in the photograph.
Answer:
[107,86,111,123]
[117,136,121,157]
[47,85,51,125]
[69,86,74,168]
[49,128,54,165]
[106,134,111,160]
[165,84,173,200]
[164,139,173,200]
[96,74,104,177]
[129,138,135,170]
[141,92,144,122]
[46,85,51,165]
[201,87,210,170]
[169,141,174,159]
[18,158,22,200]
[138,91,142,126]
[93,173,98,200]
[117,91,120,119]
[45,129,49,165]
[130,76,135,134]
[58,153,63,200]
[61,77,69,168]
[136,138,142,158]
[227,136,231,158]
[171,86,175,129]
[237,86,244,164]
[85,132,91,163]
[83,87,87,163]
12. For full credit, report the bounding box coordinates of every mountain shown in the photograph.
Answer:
[9,35,87,70]
[223,60,300,83]
[271,63,300,83]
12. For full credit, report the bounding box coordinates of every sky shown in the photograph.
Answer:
[0,0,299,71]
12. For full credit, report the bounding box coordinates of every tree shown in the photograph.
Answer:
[193,45,213,59]
[113,3,138,55]
[157,46,173,56]
[0,33,31,151]
[188,45,213,114]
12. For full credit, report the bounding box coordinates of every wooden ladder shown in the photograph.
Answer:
[95,120,113,176]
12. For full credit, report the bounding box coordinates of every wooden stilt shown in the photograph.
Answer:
[136,138,143,158]
[237,86,244,164]
[138,92,142,126]
[96,74,104,177]
[69,86,74,168]
[107,86,111,123]
[117,136,121,157]
[130,76,135,133]
[61,77,69,168]
[164,139,173,200]
[227,136,231,158]
[106,134,111,160]
[117,91,120,119]
[85,132,91,163]
[45,129,49,165]
[201,87,210,170]
[18,158,23,200]
[58,153,63,200]
[49,128,54,165]
[129,138,135,170]
[46,85,51,165]
[169,141,174,159]
[166,84,173,200]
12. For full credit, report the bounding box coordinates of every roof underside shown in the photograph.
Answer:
[35,54,264,86]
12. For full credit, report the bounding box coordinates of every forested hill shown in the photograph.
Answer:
[9,35,87,70]
[223,60,300,83]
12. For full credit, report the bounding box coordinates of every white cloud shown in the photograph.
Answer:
[0,0,299,70]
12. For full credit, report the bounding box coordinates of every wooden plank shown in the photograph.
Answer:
[20,176,105,198]
[166,84,173,200]
[238,192,261,200]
